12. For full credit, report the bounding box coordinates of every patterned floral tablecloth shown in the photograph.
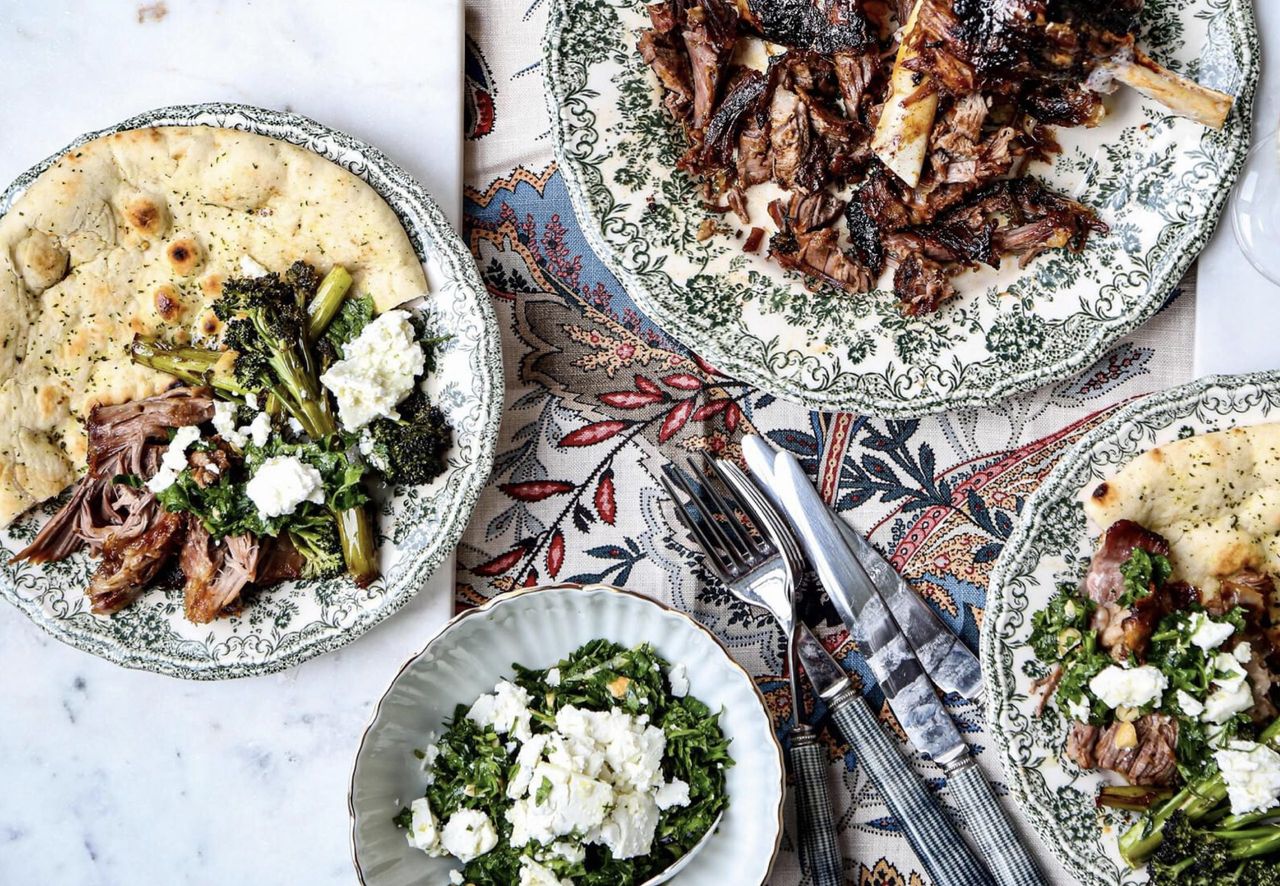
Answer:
[457,3,1199,883]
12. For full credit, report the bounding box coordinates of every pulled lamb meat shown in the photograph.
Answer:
[180,520,263,624]
[637,0,1112,309]
[1067,714,1179,786]
[13,387,214,565]
[88,508,185,615]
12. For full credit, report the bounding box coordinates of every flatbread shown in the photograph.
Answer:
[0,126,427,526]
[1083,424,1280,601]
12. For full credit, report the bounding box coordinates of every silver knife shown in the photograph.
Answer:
[775,450,1046,886]
[742,435,982,701]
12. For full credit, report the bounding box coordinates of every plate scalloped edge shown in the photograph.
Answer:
[0,102,504,680]
[983,370,1280,886]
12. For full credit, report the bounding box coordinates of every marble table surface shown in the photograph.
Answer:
[0,3,463,883]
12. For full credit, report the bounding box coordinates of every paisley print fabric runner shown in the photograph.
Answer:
[459,3,1198,882]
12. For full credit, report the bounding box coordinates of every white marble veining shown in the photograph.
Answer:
[0,2,464,883]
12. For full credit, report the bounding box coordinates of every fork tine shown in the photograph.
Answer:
[688,456,770,558]
[713,459,805,568]
[660,473,735,581]
[663,462,758,568]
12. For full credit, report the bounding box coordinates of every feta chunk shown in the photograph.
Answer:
[320,309,424,430]
[1214,741,1280,815]
[1202,651,1255,724]
[211,401,248,448]
[597,790,660,860]
[546,667,561,688]
[441,809,498,862]
[554,706,666,793]
[239,255,270,277]
[245,455,325,520]
[244,410,272,448]
[1188,613,1235,651]
[467,680,534,742]
[1175,689,1205,718]
[1065,696,1091,723]
[448,871,464,886]
[1088,664,1168,711]
[405,797,446,856]
[146,424,202,493]
[507,761,613,848]
[518,857,573,886]
[655,778,691,810]
[1233,641,1254,664]
[547,841,586,864]
[668,662,690,697]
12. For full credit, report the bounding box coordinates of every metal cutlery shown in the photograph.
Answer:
[741,435,982,701]
[713,458,996,886]
[661,459,843,886]
[771,448,1046,886]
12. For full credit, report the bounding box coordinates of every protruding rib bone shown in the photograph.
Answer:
[871,0,939,187]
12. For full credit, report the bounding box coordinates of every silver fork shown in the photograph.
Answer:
[661,458,843,886]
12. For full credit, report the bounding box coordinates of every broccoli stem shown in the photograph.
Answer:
[130,337,247,399]
[335,505,377,587]
[306,266,353,340]
[1120,717,1280,867]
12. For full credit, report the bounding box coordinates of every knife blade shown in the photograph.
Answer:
[774,450,968,765]
[774,449,1046,886]
[796,623,852,699]
[742,435,982,700]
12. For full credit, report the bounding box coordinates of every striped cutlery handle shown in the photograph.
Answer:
[789,725,843,886]
[946,758,1046,886]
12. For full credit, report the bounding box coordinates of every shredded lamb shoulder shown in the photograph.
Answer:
[636,0,1229,311]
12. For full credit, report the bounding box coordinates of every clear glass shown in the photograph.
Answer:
[1230,129,1280,285]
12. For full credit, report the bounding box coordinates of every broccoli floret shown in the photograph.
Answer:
[364,390,452,486]
[287,512,344,580]
[1147,811,1280,886]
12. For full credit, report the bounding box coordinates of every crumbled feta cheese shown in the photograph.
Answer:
[597,790,660,859]
[547,841,586,865]
[1202,651,1255,724]
[556,706,666,793]
[405,797,447,856]
[468,680,534,742]
[1175,689,1205,718]
[320,309,424,430]
[1188,613,1236,651]
[668,662,689,698]
[245,455,325,520]
[419,736,440,781]
[1088,664,1168,710]
[441,809,498,862]
[240,410,271,448]
[654,778,691,811]
[546,668,561,688]
[448,871,464,886]
[244,392,259,410]
[1214,741,1280,815]
[286,417,305,436]
[518,857,573,886]
[211,401,247,448]
[146,424,202,493]
[239,255,270,277]
[1066,696,1091,723]
[1233,641,1253,664]
[507,734,549,800]
[507,761,613,848]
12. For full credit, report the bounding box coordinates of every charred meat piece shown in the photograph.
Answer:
[638,27,696,122]
[768,89,825,191]
[1083,519,1170,606]
[682,0,741,131]
[181,519,262,624]
[894,252,956,314]
[769,195,876,292]
[734,0,874,52]
[1066,713,1180,786]
[87,508,184,615]
[697,68,767,172]
[86,387,214,477]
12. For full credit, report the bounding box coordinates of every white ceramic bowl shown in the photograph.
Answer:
[348,583,784,885]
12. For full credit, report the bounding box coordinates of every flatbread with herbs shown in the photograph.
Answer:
[0,125,427,526]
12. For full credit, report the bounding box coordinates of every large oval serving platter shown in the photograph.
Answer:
[0,103,503,679]
[349,583,785,886]
[984,371,1280,885]
[545,0,1258,416]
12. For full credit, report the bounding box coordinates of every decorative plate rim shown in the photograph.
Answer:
[0,102,504,680]
[347,581,787,886]
[542,0,1260,417]
[982,369,1280,885]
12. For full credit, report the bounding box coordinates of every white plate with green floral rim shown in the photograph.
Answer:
[984,371,1280,885]
[348,583,785,886]
[544,0,1259,417]
[0,103,503,680]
